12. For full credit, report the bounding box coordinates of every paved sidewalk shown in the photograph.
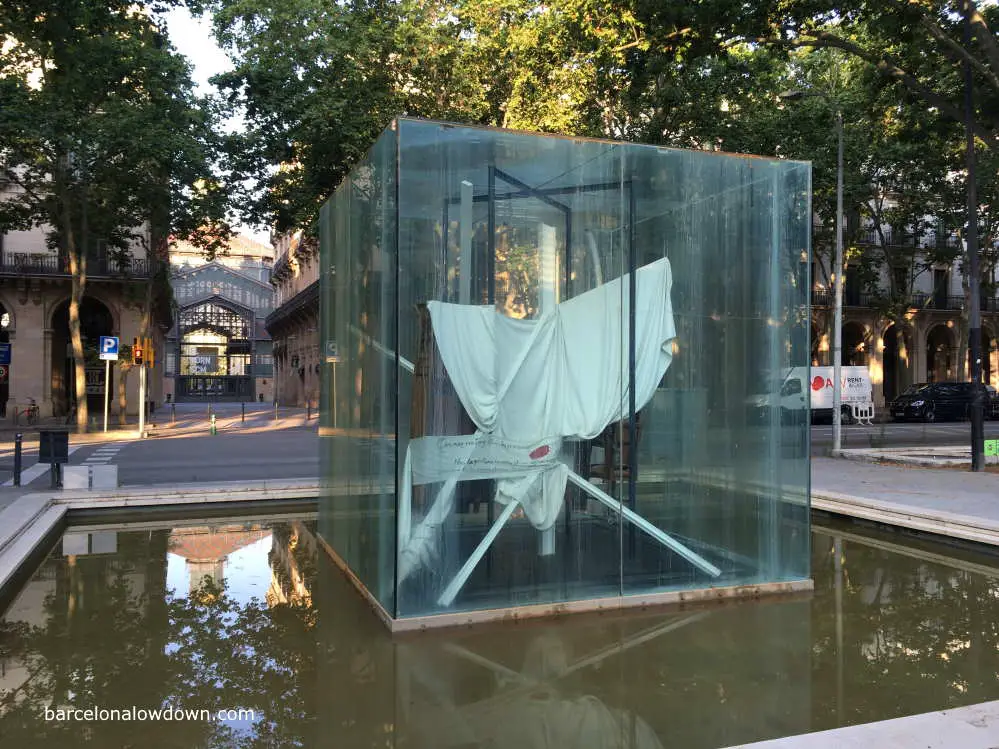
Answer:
[726,700,999,748]
[812,456,999,546]
[0,406,317,449]
[836,445,998,468]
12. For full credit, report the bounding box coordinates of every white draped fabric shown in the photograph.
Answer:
[398,258,676,578]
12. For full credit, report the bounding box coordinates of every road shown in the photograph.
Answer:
[0,403,322,488]
[0,405,995,489]
[809,420,999,454]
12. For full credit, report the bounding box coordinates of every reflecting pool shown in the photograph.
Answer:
[2,513,999,748]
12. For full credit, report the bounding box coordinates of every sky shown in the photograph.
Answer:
[164,7,231,99]
[164,7,272,247]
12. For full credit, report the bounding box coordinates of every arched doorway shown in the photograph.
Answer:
[51,297,114,417]
[926,324,955,382]
[883,323,913,402]
[842,322,868,366]
[176,298,254,401]
[985,329,999,387]
[970,327,998,386]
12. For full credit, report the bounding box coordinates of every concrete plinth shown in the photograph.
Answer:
[62,466,89,490]
[90,465,118,489]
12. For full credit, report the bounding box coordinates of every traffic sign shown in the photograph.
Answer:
[0,343,11,366]
[99,336,119,361]
[325,340,340,363]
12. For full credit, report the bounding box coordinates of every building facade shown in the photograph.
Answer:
[266,231,319,408]
[0,221,165,420]
[164,236,275,403]
[811,227,999,408]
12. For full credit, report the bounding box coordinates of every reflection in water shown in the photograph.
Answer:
[0,517,998,747]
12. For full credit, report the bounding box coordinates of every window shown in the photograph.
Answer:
[933,269,948,309]
[845,267,860,306]
[781,379,802,396]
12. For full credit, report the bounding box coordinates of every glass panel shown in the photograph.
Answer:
[630,150,811,593]
[393,120,635,617]
[319,127,398,614]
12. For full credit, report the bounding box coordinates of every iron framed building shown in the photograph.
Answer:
[164,237,275,403]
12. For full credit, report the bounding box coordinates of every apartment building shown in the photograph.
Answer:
[265,231,319,408]
[0,222,165,420]
[811,225,999,407]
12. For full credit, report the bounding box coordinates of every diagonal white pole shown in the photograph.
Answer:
[566,470,722,577]
[438,500,520,607]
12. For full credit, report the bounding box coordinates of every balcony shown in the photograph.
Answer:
[813,289,999,312]
[812,289,876,307]
[855,228,963,252]
[0,250,149,279]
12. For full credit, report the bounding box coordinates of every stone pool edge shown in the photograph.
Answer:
[723,699,999,748]
[811,488,999,547]
[0,478,322,594]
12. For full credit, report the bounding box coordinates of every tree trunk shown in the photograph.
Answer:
[67,253,88,430]
[118,366,130,425]
[60,161,88,431]
[958,265,971,381]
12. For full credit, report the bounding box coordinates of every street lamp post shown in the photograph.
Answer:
[964,10,985,472]
[782,89,845,453]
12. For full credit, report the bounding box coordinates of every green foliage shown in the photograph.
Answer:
[0,0,232,259]
[204,0,659,234]
[202,0,999,334]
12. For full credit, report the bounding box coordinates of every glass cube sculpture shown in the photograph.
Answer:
[319,118,812,629]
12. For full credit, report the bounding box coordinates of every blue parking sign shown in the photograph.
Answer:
[99,336,119,361]
[0,343,10,366]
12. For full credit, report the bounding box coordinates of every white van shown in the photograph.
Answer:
[749,366,874,424]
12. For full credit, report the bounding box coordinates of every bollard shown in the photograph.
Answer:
[172,402,176,424]
[241,402,245,424]
[13,432,22,487]
[307,402,311,421]
[210,413,217,436]
[274,401,278,421]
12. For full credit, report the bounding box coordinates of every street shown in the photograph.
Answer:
[809,419,999,454]
[0,406,995,489]
[0,403,321,488]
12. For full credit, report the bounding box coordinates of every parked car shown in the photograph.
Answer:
[988,385,999,420]
[891,381,996,422]
[891,382,966,422]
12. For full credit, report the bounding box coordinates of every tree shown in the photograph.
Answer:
[204,0,661,235]
[671,0,999,151]
[0,1,230,430]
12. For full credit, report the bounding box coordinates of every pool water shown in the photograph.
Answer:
[2,513,999,748]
